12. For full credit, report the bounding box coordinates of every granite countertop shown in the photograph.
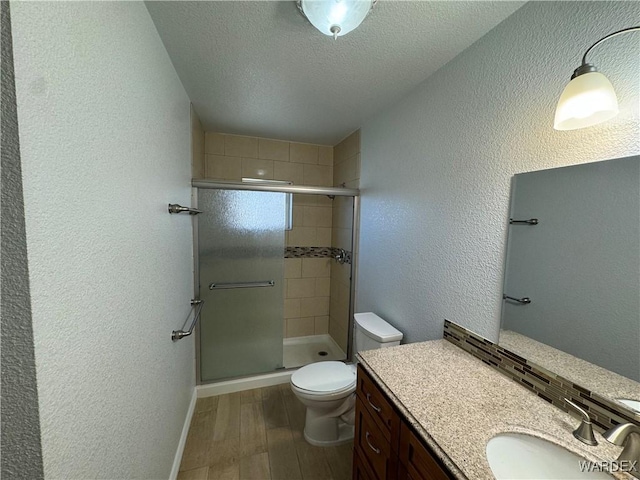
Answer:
[358,340,631,480]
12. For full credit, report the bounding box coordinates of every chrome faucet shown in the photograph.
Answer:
[564,398,640,477]
[564,398,598,445]
[603,423,640,478]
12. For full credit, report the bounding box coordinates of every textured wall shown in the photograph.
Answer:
[358,1,640,343]
[11,2,194,478]
[1,2,44,477]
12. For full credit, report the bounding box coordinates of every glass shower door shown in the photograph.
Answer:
[197,189,285,382]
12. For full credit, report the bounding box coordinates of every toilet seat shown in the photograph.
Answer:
[291,361,356,397]
[289,313,402,447]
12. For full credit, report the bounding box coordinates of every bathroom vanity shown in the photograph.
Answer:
[351,156,640,480]
[353,340,633,480]
[354,364,452,480]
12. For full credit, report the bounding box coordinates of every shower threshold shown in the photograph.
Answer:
[283,334,346,369]
[196,334,347,397]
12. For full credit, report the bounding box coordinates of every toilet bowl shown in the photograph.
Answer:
[290,312,403,447]
[290,361,357,446]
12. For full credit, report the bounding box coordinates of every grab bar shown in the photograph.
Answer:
[209,280,275,290]
[172,299,205,341]
[509,218,538,225]
[503,294,531,304]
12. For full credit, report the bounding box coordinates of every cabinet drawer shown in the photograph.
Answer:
[399,424,452,480]
[357,365,400,446]
[355,397,394,480]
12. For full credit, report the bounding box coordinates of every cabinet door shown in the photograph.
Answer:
[355,396,396,480]
[353,449,376,480]
[399,424,452,480]
[356,365,401,448]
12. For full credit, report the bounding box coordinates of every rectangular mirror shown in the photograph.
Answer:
[500,156,640,415]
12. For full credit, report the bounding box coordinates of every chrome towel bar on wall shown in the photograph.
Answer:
[172,299,205,341]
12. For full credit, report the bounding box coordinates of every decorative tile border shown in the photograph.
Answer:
[443,320,640,432]
[285,246,352,264]
[285,246,333,258]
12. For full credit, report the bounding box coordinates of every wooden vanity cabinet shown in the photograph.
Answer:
[354,365,454,480]
[398,424,451,480]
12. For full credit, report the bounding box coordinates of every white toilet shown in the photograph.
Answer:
[290,312,403,446]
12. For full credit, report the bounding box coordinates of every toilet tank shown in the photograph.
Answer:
[354,312,403,355]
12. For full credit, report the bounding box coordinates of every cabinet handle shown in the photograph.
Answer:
[365,431,381,454]
[366,393,382,412]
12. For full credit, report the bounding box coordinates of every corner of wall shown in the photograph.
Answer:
[169,388,197,480]
[191,104,205,179]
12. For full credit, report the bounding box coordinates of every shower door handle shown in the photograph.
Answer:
[209,280,275,290]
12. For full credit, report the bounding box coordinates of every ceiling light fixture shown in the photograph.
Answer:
[554,26,640,131]
[297,0,375,40]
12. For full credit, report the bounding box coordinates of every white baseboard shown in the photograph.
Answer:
[196,370,293,398]
[169,388,197,480]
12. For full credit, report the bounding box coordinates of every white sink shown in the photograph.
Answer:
[617,398,640,414]
[486,433,613,479]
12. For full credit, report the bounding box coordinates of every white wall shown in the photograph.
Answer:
[357,1,640,343]
[12,2,194,478]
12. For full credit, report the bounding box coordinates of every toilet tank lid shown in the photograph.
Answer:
[354,312,403,343]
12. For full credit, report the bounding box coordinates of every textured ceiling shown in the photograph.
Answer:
[147,1,525,145]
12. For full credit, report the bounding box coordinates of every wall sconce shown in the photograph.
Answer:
[554,26,639,131]
[297,0,375,40]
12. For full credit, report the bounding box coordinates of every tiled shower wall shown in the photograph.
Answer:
[330,131,361,352]
[199,132,333,185]
[195,131,357,344]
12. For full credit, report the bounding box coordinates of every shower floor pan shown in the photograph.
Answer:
[283,334,346,369]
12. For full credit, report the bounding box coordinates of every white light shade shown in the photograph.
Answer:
[301,0,373,38]
[554,72,619,130]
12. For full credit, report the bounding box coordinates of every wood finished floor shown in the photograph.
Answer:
[178,384,353,480]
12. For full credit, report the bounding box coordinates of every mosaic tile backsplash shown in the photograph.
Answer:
[443,320,640,432]
[285,246,352,264]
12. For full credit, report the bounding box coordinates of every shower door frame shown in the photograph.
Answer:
[191,179,361,385]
